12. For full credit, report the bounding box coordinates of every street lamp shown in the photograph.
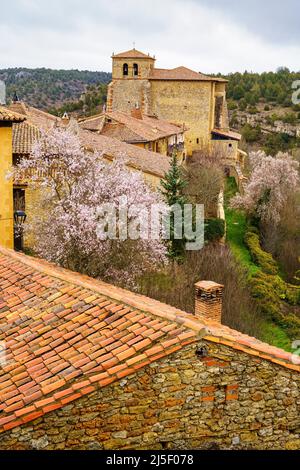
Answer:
[14,211,27,251]
[14,211,27,225]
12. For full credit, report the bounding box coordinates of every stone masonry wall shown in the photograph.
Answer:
[150,81,214,156]
[1,341,300,450]
[109,79,150,115]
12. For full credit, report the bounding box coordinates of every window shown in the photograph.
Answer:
[196,138,199,144]
[123,63,128,76]
[133,63,139,76]
[229,143,232,148]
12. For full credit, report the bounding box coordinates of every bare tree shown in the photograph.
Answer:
[183,149,224,217]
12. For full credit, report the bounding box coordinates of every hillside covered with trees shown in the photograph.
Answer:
[2,66,300,121]
[223,68,300,109]
[219,68,300,156]
[0,68,111,110]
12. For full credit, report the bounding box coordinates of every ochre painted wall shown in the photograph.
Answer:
[0,125,14,249]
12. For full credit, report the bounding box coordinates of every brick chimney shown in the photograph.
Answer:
[131,104,143,120]
[194,281,224,323]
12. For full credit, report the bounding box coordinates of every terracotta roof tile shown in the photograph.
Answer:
[0,247,299,435]
[0,106,26,123]
[79,129,170,178]
[7,102,60,130]
[12,121,40,155]
[149,66,227,82]
[80,111,184,143]
[212,128,241,141]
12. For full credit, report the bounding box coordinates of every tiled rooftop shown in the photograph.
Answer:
[7,102,60,130]
[12,121,40,156]
[112,49,155,60]
[0,106,26,123]
[149,66,227,82]
[0,248,199,432]
[79,129,170,178]
[212,128,242,141]
[0,247,299,433]
[80,111,184,143]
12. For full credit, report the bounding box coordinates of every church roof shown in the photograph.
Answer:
[149,66,227,82]
[112,48,155,60]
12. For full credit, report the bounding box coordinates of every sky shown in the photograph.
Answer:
[1,0,299,74]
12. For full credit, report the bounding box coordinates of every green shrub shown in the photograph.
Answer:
[248,106,259,114]
[205,218,225,242]
[241,124,261,143]
[244,227,279,275]
[228,100,238,111]
[249,271,300,338]
[286,285,300,305]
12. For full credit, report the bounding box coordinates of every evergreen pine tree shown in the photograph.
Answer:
[160,151,187,259]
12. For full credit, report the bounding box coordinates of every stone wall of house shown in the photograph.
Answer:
[1,341,299,450]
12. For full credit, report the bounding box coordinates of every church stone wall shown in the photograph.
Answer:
[1,341,299,451]
[112,58,154,80]
[150,81,214,156]
[108,79,150,114]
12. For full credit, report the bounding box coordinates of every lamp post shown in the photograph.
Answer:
[14,210,26,251]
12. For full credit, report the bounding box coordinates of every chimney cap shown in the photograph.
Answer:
[195,280,224,291]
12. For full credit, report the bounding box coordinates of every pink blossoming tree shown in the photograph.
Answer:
[231,151,300,224]
[13,128,168,288]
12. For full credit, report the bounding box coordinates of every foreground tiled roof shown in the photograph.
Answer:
[0,248,299,433]
[0,106,26,123]
[80,111,184,143]
[112,49,155,59]
[149,66,227,82]
[79,129,170,178]
[7,102,60,130]
[12,122,40,155]
[0,248,199,432]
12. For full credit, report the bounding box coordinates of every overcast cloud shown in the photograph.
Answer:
[0,0,299,73]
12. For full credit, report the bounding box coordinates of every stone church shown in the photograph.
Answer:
[107,48,243,161]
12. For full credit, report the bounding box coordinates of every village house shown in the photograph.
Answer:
[0,247,299,450]
[79,109,186,161]
[107,48,244,165]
